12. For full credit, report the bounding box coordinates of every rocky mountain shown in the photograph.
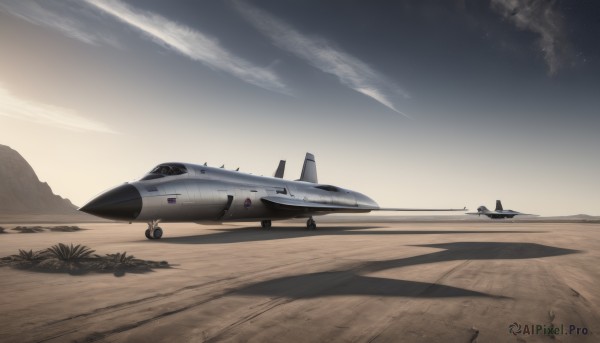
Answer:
[0,144,78,214]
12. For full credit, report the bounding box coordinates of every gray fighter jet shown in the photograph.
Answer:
[467,200,534,219]
[80,153,465,239]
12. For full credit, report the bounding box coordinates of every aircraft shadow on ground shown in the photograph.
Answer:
[234,242,580,299]
[157,225,545,245]
[237,273,499,299]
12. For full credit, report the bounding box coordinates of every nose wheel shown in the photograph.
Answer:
[146,220,163,239]
[260,220,272,229]
[306,217,317,230]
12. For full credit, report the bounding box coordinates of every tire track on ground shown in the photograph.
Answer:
[26,256,330,343]
[204,296,297,343]
[201,258,437,342]
[46,276,238,325]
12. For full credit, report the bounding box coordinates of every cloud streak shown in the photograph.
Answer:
[233,0,410,118]
[83,0,287,94]
[0,0,118,46]
[0,84,117,134]
[491,0,570,75]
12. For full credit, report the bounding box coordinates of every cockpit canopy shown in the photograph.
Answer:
[140,163,187,180]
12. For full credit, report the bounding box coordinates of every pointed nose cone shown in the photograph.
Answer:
[80,184,142,221]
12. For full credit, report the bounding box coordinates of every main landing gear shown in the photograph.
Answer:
[145,219,163,240]
[306,217,317,230]
[260,218,316,230]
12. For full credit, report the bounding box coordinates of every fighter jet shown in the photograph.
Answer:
[467,200,534,219]
[80,153,465,239]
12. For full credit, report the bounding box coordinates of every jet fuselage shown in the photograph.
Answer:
[80,162,378,223]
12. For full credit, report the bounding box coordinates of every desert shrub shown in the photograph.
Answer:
[1,244,168,275]
[12,226,45,233]
[48,226,84,232]
[0,226,5,233]
[92,252,135,269]
[46,243,95,261]
[8,226,84,233]
[98,252,139,276]
[13,249,49,261]
[6,249,50,268]
[107,252,135,264]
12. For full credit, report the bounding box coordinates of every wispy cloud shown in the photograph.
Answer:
[233,0,410,118]
[0,0,118,46]
[83,0,288,94]
[2,0,287,93]
[491,0,570,75]
[0,84,117,134]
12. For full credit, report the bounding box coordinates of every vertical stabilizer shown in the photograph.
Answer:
[274,160,286,178]
[299,153,318,183]
[495,200,503,211]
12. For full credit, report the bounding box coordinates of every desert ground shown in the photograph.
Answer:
[0,220,598,343]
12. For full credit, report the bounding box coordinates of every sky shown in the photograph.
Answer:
[0,0,599,216]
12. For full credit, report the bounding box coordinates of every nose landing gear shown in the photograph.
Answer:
[306,217,317,230]
[145,219,163,239]
[260,220,272,229]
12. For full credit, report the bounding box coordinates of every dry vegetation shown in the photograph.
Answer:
[48,226,85,232]
[10,225,84,233]
[0,226,5,233]
[12,226,45,233]
[0,243,169,276]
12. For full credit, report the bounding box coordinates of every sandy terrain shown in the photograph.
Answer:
[0,221,598,342]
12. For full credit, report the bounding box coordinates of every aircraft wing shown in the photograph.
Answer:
[262,197,465,213]
[261,196,375,212]
[376,207,467,212]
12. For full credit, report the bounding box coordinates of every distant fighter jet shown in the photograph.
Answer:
[467,200,534,219]
[80,153,465,239]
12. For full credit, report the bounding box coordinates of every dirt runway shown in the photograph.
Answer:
[0,221,598,342]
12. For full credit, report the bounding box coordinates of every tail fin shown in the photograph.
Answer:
[299,152,318,183]
[274,160,286,178]
[495,200,503,211]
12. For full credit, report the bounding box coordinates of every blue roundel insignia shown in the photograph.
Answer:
[244,198,252,208]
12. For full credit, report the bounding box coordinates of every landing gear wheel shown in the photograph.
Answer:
[146,219,162,240]
[306,218,317,230]
[261,220,272,229]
